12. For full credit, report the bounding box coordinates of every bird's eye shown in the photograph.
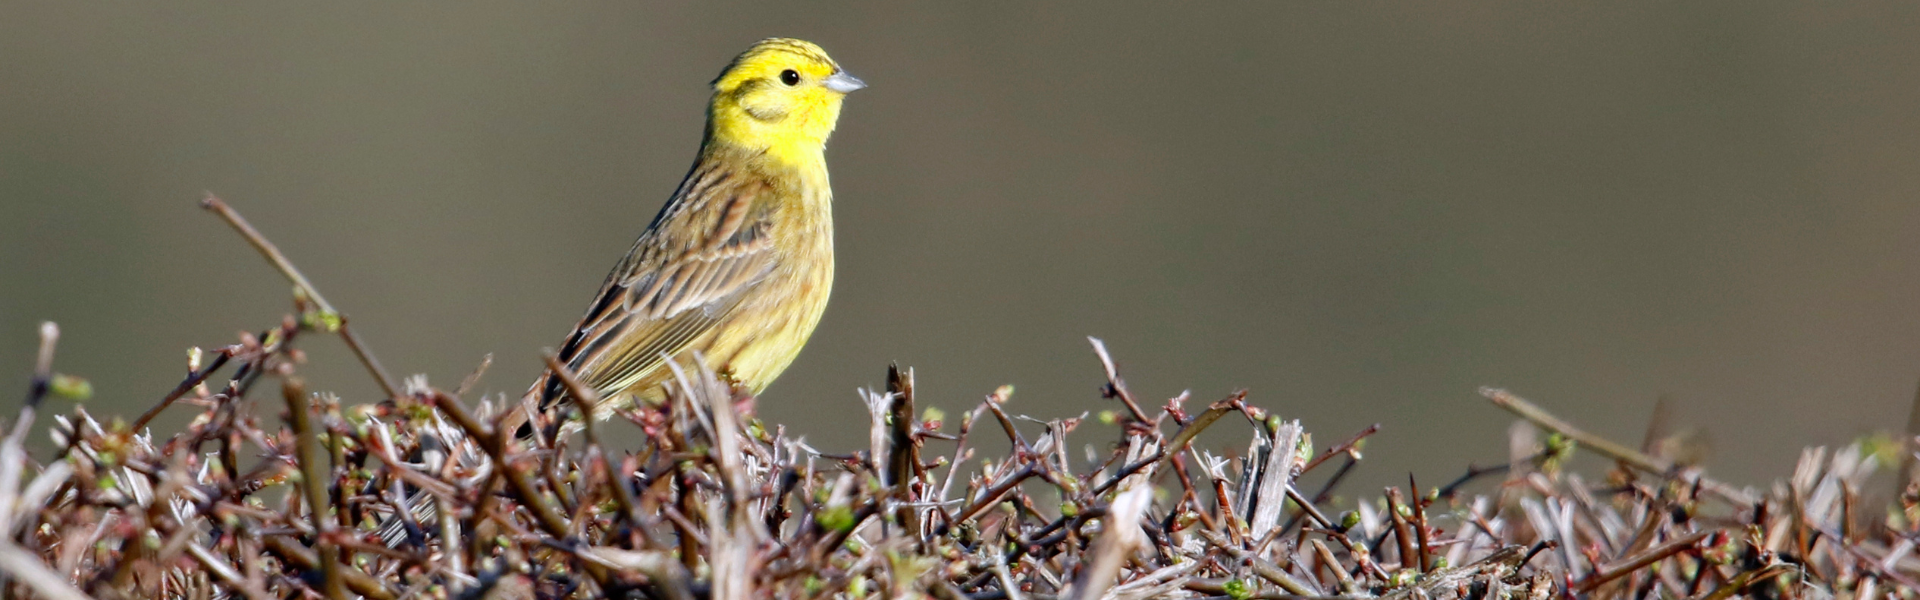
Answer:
[779,69,801,86]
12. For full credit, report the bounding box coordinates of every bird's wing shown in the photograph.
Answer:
[545,169,778,407]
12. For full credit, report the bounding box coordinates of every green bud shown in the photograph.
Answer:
[1339,510,1361,530]
[1391,568,1418,587]
[1544,433,1578,458]
[1223,578,1253,600]
[816,506,856,533]
[49,374,91,401]
[307,310,344,333]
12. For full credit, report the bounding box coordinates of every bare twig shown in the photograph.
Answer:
[282,377,344,600]
[1481,387,1756,508]
[132,347,231,432]
[22,322,57,412]
[202,193,399,399]
[1576,530,1712,593]
[1088,337,1150,423]
[0,542,91,600]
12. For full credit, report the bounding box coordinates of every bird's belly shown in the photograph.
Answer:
[625,253,832,405]
[714,257,833,393]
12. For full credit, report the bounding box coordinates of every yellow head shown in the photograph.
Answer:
[706,38,865,163]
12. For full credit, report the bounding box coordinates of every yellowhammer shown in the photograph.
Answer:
[531,38,864,423]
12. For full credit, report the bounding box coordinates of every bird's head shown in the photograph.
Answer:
[706,38,865,162]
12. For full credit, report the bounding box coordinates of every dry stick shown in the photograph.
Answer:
[1,325,56,523]
[1068,482,1153,600]
[1196,529,1320,596]
[1278,424,1381,533]
[1087,337,1151,424]
[184,543,271,600]
[1409,476,1433,573]
[885,364,923,536]
[1827,532,1920,591]
[202,194,399,400]
[983,399,1029,454]
[0,325,87,600]
[1310,539,1359,595]
[1480,387,1758,508]
[456,353,493,398]
[0,542,91,600]
[937,404,986,507]
[427,391,571,539]
[1162,396,1239,465]
[541,353,644,529]
[954,464,1041,524]
[1089,396,1239,497]
[1383,488,1418,571]
[538,356,690,600]
[261,536,397,600]
[1297,499,1389,581]
[282,378,344,600]
[433,385,620,594]
[885,363,917,488]
[1576,530,1713,593]
[1694,564,1791,600]
[1436,462,1514,499]
[1283,487,1334,532]
[1302,423,1380,474]
[22,322,57,412]
[131,349,232,432]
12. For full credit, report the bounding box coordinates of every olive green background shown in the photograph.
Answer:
[4,3,1919,490]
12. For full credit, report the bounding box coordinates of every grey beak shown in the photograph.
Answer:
[824,71,867,94]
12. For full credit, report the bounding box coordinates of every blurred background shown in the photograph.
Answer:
[3,3,1918,490]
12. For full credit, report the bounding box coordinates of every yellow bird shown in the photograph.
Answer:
[532,38,864,423]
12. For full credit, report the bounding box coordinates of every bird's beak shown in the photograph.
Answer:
[824,71,867,94]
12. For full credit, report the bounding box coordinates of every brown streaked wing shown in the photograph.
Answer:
[552,171,778,405]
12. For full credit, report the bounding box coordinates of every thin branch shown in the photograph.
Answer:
[202,193,399,399]
[542,352,645,531]
[1088,337,1150,424]
[426,390,570,539]
[1480,387,1757,508]
[1577,530,1713,593]
[22,322,57,412]
[0,543,91,600]
[282,377,344,600]
[132,347,231,432]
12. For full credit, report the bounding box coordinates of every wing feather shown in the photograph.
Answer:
[541,165,780,409]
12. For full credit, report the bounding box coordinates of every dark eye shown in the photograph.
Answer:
[779,69,801,86]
